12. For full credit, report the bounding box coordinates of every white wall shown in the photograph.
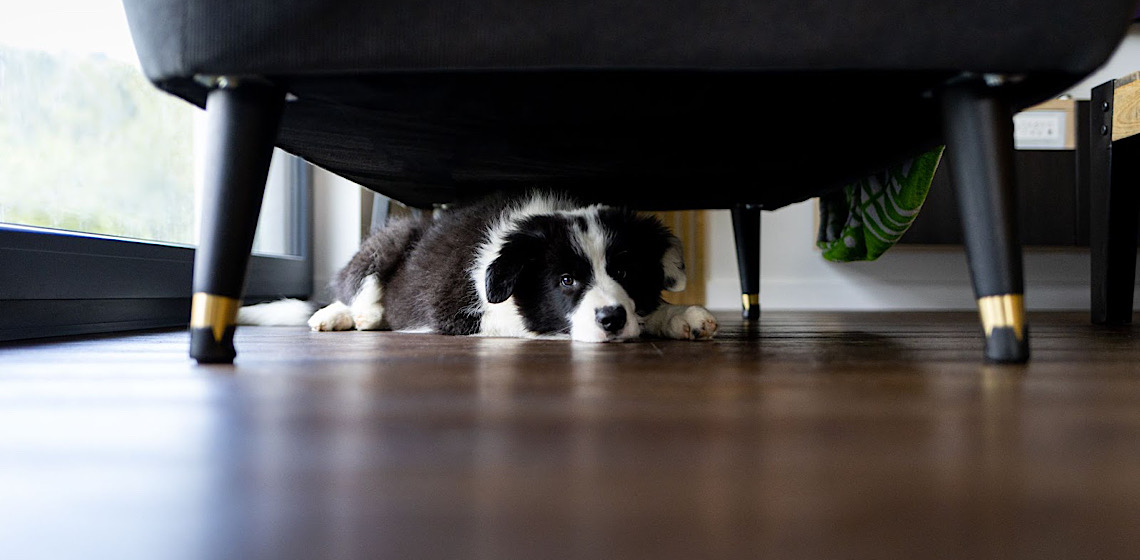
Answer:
[311,169,365,301]
[703,204,1127,311]
[705,24,1140,311]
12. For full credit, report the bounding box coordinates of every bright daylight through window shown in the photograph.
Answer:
[0,0,198,244]
[0,0,298,255]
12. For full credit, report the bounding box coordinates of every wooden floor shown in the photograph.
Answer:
[2,312,1139,560]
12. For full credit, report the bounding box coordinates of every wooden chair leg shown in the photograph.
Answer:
[731,204,761,320]
[940,82,1029,364]
[1090,79,1139,325]
[190,79,285,364]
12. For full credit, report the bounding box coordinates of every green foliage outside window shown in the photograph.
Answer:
[0,45,195,244]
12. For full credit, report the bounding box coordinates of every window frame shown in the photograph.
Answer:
[0,156,313,342]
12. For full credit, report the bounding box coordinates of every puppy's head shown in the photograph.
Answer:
[484,207,685,342]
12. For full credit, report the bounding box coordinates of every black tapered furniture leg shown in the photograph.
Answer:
[731,204,761,320]
[940,82,1029,364]
[1090,79,1139,325]
[190,79,285,364]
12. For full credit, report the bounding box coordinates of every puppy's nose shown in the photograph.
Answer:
[595,306,627,334]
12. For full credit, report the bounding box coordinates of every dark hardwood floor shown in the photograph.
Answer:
[2,312,1139,559]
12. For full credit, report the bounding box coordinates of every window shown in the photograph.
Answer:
[0,1,311,341]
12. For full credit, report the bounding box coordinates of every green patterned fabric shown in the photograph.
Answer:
[816,147,944,262]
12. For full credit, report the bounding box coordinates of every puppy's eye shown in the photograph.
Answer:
[613,268,627,280]
[559,274,575,287]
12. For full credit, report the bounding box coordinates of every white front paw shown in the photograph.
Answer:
[663,306,718,340]
[352,304,385,331]
[308,302,354,332]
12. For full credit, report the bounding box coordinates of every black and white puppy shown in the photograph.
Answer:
[247,191,717,342]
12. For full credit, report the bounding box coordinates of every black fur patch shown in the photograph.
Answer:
[488,215,594,334]
[379,196,510,335]
[596,208,674,316]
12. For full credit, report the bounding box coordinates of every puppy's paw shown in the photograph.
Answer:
[308,302,354,332]
[349,275,385,331]
[352,304,385,331]
[664,306,718,340]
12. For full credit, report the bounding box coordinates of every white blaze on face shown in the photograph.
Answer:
[567,211,641,342]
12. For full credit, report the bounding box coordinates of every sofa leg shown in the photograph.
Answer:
[1090,80,1139,325]
[940,83,1029,364]
[190,80,285,364]
[731,204,761,320]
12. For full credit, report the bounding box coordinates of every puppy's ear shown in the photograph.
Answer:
[485,234,539,304]
[662,235,687,292]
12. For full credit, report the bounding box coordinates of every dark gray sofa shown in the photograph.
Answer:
[121,0,1138,363]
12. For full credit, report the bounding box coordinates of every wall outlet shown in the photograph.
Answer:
[1013,110,1069,150]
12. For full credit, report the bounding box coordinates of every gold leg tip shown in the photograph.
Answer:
[977,294,1026,341]
[190,293,241,343]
